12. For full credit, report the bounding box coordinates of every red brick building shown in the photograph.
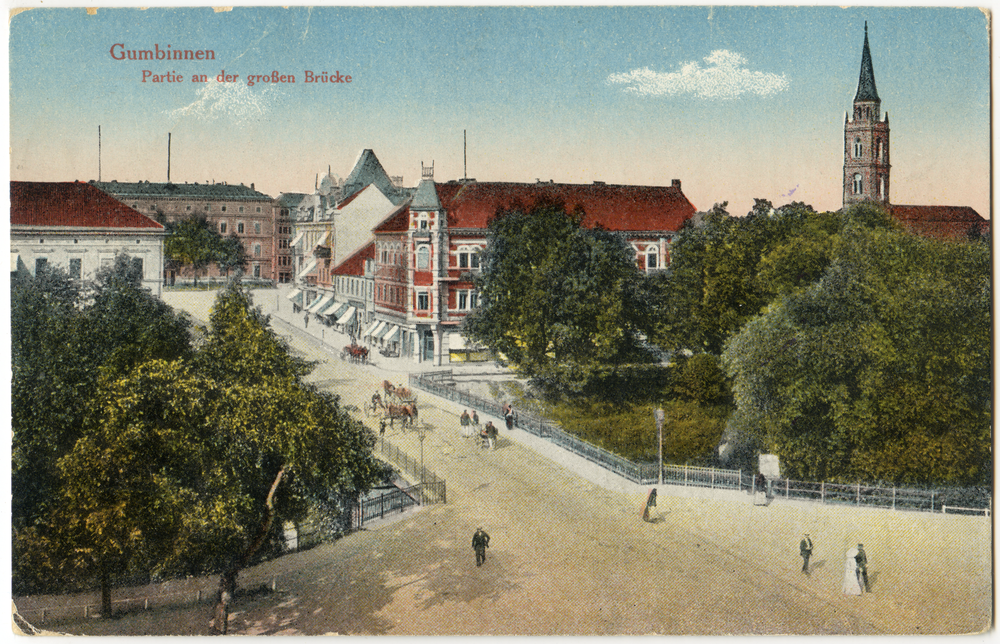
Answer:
[370,172,697,365]
[842,24,988,238]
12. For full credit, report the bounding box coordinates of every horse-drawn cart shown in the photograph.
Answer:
[341,344,370,364]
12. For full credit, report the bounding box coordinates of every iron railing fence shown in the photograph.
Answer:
[376,435,446,492]
[409,371,991,515]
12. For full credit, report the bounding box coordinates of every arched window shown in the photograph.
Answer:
[853,173,863,195]
[876,138,883,161]
[878,176,885,198]
[416,245,430,270]
[854,138,863,158]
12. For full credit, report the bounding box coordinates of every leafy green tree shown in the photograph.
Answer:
[164,214,224,286]
[649,201,846,354]
[723,224,991,485]
[216,232,249,277]
[463,202,655,395]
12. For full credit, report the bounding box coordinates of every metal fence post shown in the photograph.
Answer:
[821,481,825,504]
[892,486,896,511]
[931,491,935,512]
[857,483,861,506]
[684,465,688,486]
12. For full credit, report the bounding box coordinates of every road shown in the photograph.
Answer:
[50,288,992,636]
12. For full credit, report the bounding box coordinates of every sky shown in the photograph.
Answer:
[7,5,992,218]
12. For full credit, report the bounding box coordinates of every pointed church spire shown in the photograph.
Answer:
[855,21,880,102]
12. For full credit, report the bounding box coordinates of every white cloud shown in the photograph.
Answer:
[170,79,282,124]
[607,50,789,99]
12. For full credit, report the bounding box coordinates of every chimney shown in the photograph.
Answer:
[671,179,681,189]
[251,183,255,191]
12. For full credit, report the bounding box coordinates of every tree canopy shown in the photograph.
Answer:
[722,223,991,485]
[164,215,247,284]
[463,202,656,395]
[13,275,384,628]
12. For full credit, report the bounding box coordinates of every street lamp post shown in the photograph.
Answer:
[654,408,665,485]
[418,429,426,505]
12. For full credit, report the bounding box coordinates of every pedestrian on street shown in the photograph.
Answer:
[855,543,870,592]
[504,404,514,430]
[460,410,471,438]
[486,421,498,450]
[472,527,490,567]
[472,410,479,426]
[304,313,309,328]
[642,488,657,522]
[800,533,813,574]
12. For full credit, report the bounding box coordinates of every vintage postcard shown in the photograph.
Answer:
[8,5,992,636]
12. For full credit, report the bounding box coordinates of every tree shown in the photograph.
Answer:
[722,224,991,485]
[463,202,655,396]
[14,282,385,627]
[216,232,249,277]
[164,214,225,286]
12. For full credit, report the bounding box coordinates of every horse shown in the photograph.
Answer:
[386,402,418,429]
[341,344,369,364]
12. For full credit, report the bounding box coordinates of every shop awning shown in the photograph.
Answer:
[375,323,394,340]
[315,231,331,247]
[316,298,343,316]
[335,306,357,326]
[307,293,334,313]
[288,290,305,306]
[299,257,318,278]
[366,321,386,338]
[286,287,302,301]
[289,232,305,248]
[324,301,349,318]
[384,326,401,343]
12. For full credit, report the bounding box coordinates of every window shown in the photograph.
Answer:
[458,290,468,310]
[254,222,261,234]
[470,292,478,308]
[647,248,658,270]
[417,292,429,310]
[221,205,227,212]
[186,205,192,211]
[34,258,47,274]
[239,206,245,213]
[878,176,885,199]
[254,264,261,278]
[853,138,862,158]
[205,205,210,211]
[69,258,81,279]
[132,257,143,276]
[254,244,262,257]
[416,246,430,270]
[220,222,227,234]
[256,206,262,213]
[238,222,245,234]
[876,138,883,161]
[853,173,863,195]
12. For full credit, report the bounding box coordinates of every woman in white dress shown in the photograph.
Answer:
[843,546,863,595]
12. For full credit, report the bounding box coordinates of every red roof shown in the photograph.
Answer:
[331,241,374,276]
[11,181,164,230]
[435,181,697,231]
[889,204,989,240]
[372,202,412,234]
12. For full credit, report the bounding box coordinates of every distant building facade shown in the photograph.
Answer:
[11,181,167,295]
[92,180,282,282]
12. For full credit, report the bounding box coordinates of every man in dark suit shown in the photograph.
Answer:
[855,544,869,592]
[472,527,490,567]
[799,533,813,574]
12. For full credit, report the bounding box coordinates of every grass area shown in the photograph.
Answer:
[540,399,729,465]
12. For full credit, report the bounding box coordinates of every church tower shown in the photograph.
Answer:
[844,22,890,207]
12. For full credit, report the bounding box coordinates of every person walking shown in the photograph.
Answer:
[472,410,479,426]
[472,527,490,567]
[855,544,870,592]
[304,313,309,328]
[799,533,813,574]
[460,410,471,438]
[504,404,514,430]
[484,421,497,450]
[843,545,863,595]
[642,488,658,522]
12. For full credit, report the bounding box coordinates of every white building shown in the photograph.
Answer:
[11,181,167,295]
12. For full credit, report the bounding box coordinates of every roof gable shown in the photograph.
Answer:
[888,204,988,239]
[342,149,407,205]
[12,181,164,230]
[331,241,375,276]
[373,202,412,234]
